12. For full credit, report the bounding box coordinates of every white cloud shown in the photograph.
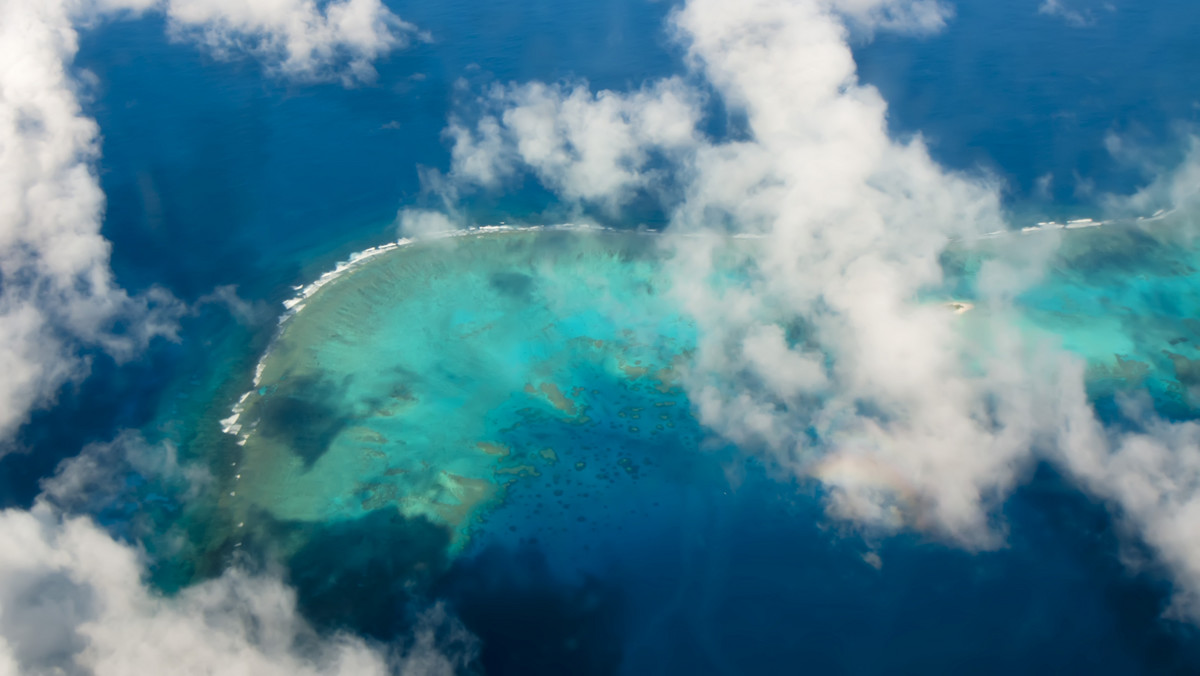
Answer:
[0,430,477,675]
[0,0,418,449]
[38,431,210,519]
[157,0,424,84]
[827,0,952,34]
[0,0,186,447]
[396,208,458,238]
[1053,383,1200,620]
[446,0,1018,545]
[0,504,473,676]
[431,0,1200,618]
[71,0,422,83]
[0,0,438,669]
[445,78,703,211]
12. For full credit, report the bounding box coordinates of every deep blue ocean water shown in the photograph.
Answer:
[858,0,1200,210]
[6,0,1200,672]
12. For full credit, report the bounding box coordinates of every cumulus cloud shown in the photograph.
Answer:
[0,429,478,675]
[0,0,418,449]
[0,504,474,676]
[1,0,437,669]
[434,0,1200,618]
[665,0,1043,547]
[1053,383,1200,620]
[444,77,703,211]
[0,0,186,447]
[155,0,424,84]
[443,0,1019,545]
[75,0,422,83]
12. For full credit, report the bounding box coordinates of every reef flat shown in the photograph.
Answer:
[220,229,700,560]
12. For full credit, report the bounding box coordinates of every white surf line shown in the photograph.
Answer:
[279,238,411,321]
[971,208,1176,241]
[272,222,665,327]
[222,208,1178,439]
[220,223,625,439]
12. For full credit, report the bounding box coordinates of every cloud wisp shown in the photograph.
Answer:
[1037,0,1096,28]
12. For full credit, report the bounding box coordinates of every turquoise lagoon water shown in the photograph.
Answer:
[229,221,1200,548]
[953,220,1200,417]
[223,229,699,552]
[194,224,1200,671]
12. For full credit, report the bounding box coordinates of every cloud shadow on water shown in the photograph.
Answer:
[488,271,537,301]
[273,509,454,642]
[254,374,350,470]
[435,541,627,676]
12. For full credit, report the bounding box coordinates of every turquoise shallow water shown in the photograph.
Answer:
[226,221,1200,540]
[221,221,1200,554]
[223,229,701,558]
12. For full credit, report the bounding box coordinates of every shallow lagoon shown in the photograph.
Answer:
[224,230,699,552]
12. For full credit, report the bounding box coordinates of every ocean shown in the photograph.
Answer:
[5,0,1200,672]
